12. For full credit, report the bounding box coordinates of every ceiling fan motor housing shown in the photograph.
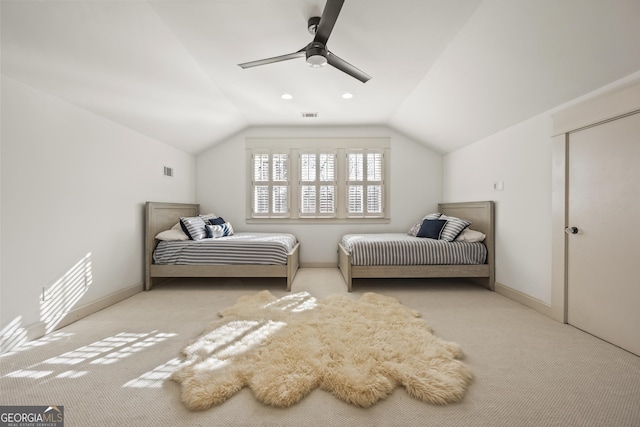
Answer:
[306,42,328,67]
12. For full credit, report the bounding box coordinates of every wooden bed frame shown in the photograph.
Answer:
[338,201,495,292]
[144,202,300,291]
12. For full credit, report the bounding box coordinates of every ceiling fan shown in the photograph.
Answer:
[238,0,371,83]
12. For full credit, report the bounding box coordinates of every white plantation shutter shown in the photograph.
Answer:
[254,186,269,214]
[251,152,289,217]
[254,153,270,181]
[272,186,288,214]
[272,154,288,181]
[319,153,334,181]
[319,185,335,214]
[348,153,363,181]
[347,150,384,217]
[301,153,316,181]
[367,185,382,213]
[348,185,363,214]
[272,154,288,214]
[300,151,336,217]
[301,186,316,213]
[367,152,383,181]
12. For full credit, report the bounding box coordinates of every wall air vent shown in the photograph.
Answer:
[163,166,174,178]
[301,112,318,118]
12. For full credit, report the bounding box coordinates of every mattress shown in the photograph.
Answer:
[340,233,487,266]
[154,232,297,265]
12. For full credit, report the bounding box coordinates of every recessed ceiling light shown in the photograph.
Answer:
[281,93,293,100]
[342,92,354,99]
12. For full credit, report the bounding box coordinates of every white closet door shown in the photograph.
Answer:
[567,111,640,356]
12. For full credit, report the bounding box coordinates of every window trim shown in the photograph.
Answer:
[246,138,390,223]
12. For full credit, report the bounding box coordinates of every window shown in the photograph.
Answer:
[300,152,336,217]
[247,138,389,222]
[251,151,289,217]
[347,151,384,216]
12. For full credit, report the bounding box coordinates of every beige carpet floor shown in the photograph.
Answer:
[1,268,639,427]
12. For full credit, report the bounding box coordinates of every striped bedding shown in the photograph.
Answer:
[154,233,297,265]
[340,233,487,266]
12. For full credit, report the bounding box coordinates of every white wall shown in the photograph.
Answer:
[1,76,196,350]
[196,126,443,266]
[443,115,553,303]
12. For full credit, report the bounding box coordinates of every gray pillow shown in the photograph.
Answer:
[180,216,208,240]
[439,215,471,241]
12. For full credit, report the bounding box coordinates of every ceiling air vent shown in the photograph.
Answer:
[163,166,174,178]
[301,112,318,118]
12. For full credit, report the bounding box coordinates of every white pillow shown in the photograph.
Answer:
[455,228,486,243]
[155,229,189,241]
[170,222,182,231]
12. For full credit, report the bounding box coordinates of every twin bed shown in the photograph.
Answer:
[338,201,494,291]
[145,202,300,291]
[145,201,494,292]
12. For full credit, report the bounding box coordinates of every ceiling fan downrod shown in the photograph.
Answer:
[307,16,320,35]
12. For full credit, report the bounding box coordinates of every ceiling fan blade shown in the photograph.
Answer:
[238,49,306,69]
[314,0,344,45]
[327,51,371,83]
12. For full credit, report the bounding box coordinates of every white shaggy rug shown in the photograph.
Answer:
[171,291,473,410]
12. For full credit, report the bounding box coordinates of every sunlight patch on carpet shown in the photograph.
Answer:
[171,290,472,410]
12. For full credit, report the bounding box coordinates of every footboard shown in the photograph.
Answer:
[286,243,300,291]
[338,243,353,291]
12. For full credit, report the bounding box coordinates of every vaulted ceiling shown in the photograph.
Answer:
[2,0,640,155]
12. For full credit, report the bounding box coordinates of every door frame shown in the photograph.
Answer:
[550,80,640,323]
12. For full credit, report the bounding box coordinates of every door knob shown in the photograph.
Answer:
[565,226,579,234]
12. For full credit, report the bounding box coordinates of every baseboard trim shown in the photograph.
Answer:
[495,282,558,320]
[300,262,338,268]
[53,282,143,331]
[1,283,143,354]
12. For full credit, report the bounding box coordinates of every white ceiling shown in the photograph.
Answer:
[2,0,640,155]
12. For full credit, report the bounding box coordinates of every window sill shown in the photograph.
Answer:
[246,217,391,225]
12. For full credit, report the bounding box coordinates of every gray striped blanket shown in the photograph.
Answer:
[341,233,487,266]
[154,233,297,265]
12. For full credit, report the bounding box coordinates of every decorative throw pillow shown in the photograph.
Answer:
[208,217,226,226]
[155,229,189,241]
[439,215,471,242]
[407,221,422,236]
[206,222,234,238]
[408,213,442,236]
[416,219,448,239]
[180,216,208,240]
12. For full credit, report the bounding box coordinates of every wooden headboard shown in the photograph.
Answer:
[144,202,199,289]
[439,201,493,236]
[439,201,495,288]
